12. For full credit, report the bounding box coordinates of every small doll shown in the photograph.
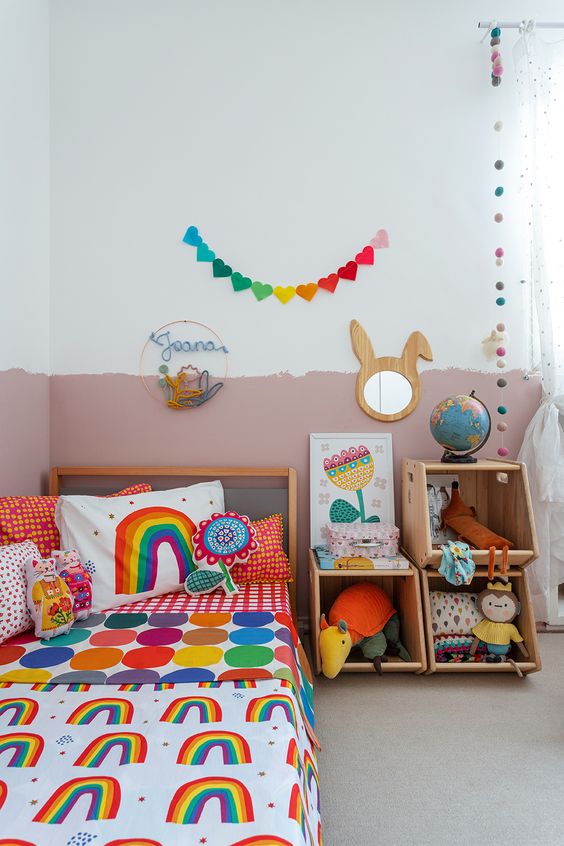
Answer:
[25,556,74,639]
[52,548,92,621]
[469,580,529,674]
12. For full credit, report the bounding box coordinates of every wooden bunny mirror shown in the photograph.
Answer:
[350,320,433,422]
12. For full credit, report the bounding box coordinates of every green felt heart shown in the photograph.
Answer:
[231,272,252,292]
[197,243,215,262]
[251,281,273,301]
[213,259,233,278]
[330,499,361,523]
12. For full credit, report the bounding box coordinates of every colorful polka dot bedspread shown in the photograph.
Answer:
[0,585,321,845]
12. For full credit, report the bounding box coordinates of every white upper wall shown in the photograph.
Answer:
[0,0,50,373]
[48,0,563,377]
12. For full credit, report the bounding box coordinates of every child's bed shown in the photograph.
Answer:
[0,466,320,846]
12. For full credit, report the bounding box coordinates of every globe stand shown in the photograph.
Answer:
[441,450,478,464]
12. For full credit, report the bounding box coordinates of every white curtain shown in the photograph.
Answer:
[514,24,564,622]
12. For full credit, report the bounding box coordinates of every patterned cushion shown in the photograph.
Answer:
[0,485,153,557]
[0,540,40,644]
[429,589,484,636]
[231,514,293,584]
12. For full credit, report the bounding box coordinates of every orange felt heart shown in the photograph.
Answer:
[274,285,296,304]
[296,283,318,301]
[318,273,339,293]
[355,246,374,265]
[337,261,358,281]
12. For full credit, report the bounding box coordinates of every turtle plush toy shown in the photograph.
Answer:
[319,582,410,677]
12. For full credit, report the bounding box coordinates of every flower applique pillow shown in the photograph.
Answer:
[185,512,259,597]
[0,540,40,644]
[25,556,74,639]
[55,482,225,611]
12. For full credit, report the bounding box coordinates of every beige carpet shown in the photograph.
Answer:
[315,634,564,846]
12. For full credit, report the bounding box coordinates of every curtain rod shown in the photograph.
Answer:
[478,21,564,29]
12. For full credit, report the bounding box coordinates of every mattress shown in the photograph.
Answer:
[0,584,320,845]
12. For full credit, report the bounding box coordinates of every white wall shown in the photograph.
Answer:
[47,0,564,379]
[0,0,50,373]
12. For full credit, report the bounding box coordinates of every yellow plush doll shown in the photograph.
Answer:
[470,580,528,674]
[25,556,74,639]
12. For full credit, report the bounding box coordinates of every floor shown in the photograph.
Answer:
[315,634,563,846]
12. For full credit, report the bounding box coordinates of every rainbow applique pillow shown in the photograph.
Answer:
[55,482,225,612]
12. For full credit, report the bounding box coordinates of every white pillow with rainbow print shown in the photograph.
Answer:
[55,482,224,612]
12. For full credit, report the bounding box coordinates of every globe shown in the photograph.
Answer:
[430,392,491,463]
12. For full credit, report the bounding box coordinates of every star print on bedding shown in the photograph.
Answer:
[0,679,321,845]
[55,482,225,612]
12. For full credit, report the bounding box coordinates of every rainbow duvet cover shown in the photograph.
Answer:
[0,587,321,846]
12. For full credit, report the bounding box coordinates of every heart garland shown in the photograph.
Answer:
[182,226,389,304]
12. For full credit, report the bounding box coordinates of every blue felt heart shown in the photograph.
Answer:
[182,226,202,246]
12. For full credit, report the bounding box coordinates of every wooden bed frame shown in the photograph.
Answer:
[49,466,298,624]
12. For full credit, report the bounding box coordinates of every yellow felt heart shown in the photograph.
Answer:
[274,285,296,305]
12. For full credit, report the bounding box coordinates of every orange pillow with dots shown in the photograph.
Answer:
[230,513,293,584]
[0,484,152,557]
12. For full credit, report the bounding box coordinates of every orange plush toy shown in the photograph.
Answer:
[441,482,513,578]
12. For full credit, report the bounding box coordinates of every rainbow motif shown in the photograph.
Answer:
[119,683,142,692]
[0,683,13,689]
[230,838,293,846]
[234,680,256,688]
[245,695,297,728]
[0,840,35,846]
[0,779,6,810]
[160,697,221,724]
[288,783,310,842]
[0,733,43,767]
[31,683,55,692]
[67,683,90,692]
[304,750,320,812]
[198,681,221,688]
[318,821,323,846]
[154,683,174,691]
[0,699,38,726]
[177,731,251,766]
[105,840,163,846]
[286,738,304,787]
[33,776,121,824]
[166,777,254,824]
[67,698,134,725]
[115,506,197,594]
[74,732,147,767]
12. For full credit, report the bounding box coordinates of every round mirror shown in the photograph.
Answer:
[363,371,413,416]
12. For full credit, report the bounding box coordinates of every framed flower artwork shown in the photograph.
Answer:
[309,433,395,547]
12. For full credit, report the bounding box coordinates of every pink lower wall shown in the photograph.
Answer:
[49,369,541,617]
[0,369,50,495]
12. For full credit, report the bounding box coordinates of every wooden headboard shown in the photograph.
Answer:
[49,466,298,623]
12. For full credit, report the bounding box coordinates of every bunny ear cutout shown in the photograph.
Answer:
[349,319,375,365]
[320,614,329,630]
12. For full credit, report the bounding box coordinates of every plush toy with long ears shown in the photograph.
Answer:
[319,582,410,677]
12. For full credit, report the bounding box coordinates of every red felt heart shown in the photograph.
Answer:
[318,273,339,293]
[337,261,358,281]
[355,246,374,265]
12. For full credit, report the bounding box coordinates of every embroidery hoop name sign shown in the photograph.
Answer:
[140,320,228,410]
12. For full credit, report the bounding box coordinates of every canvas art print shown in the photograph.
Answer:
[309,433,394,547]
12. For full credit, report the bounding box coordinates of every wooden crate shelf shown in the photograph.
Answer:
[308,550,427,675]
[401,458,541,675]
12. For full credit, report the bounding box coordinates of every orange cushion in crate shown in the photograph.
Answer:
[231,513,293,584]
[0,484,152,557]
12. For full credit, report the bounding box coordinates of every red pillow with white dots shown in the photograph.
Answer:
[0,484,152,557]
[230,514,293,584]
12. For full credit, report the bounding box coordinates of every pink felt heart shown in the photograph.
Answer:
[355,246,374,265]
[370,229,389,249]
